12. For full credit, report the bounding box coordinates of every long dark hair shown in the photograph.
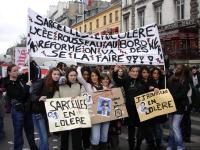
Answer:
[90,69,101,86]
[65,67,78,86]
[7,64,17,78]
[81,66,91,83]
[150,67,162,80]
[101,73,111,86]
[139,66,150,80]
[169,64,188,85]
[44,67,60,93]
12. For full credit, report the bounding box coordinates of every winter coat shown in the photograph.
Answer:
[113,72,147,126]
[30,79,57,114]
[167,78,190,114]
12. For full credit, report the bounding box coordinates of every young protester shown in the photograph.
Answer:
[31,68,60,150]
[149,67,167,150]
[77,66,91,150]
[77,67,109,150]
[101,74,122,150]
[181,66,193,143]
[101,74,113,90]
[167,64,190,150]
[3,64,38,150]
[135,66,156,150]
[53,67,85,150]
[113,65,147,150]
[90,69,110,150]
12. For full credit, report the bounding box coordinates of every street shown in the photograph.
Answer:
[0,113,200,150]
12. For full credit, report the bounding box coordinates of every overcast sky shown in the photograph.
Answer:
[0,0,68,54]
[0,0,111,55]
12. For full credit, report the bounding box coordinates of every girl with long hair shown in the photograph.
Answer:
[4,64,38,150]
[149,67,167,150]
[135,66,156,150]
[77,66,110,150]
[113,65,147,150]
[167,64,190,150]
[77,66,92,150]
[89,69,111,150]
[53,67,85,150]
[31,67,60,150]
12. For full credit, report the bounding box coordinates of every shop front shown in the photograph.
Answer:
[159,19,200,62]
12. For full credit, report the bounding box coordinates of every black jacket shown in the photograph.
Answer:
[3,76,30,103]
[167,78,189,114]
[113,72,147,126]
[31,79,55,114]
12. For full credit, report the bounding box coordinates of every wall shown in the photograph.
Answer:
[121,0,133,32]
[135,0,191,28]
[72,3,121,34]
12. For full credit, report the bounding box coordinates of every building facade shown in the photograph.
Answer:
[72,1,121,35]
[47,1,83,27]
[134,0,200,63]
[121,0,135,32]
[47,0,111,27]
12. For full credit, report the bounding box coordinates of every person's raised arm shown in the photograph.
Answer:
[77,66,93,93]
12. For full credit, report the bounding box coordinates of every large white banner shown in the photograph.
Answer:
[15,47,28,68]
[27,9,164,65]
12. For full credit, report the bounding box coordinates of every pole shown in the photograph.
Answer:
[163,59,167,89]
[82,0,85,33]
[27,52,31,81]
[27,8,31,81]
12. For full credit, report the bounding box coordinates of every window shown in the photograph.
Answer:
[84,24,87,32]
[176,0,184,20]
[124,16,129,32]
[90,22,92,30]
[155,6,162,25]
[109,13,112,23]
[115,10,119,21]
[138,10,145,27]
[96,19,99,28]
[79,26,82,32]
[104,16,106,25]
[124,0,128,7]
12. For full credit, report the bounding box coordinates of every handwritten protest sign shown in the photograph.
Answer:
[134,89,176,122]
[15,47,28,68]
[91,88,128,124]
[27,9,164,65]
[45,96,91,132]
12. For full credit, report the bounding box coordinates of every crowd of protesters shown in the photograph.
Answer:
[0,61,200,150]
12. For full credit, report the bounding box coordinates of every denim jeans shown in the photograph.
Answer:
[11,106,38,150]
[91,122,110,145]
[32,114,49,150]
[168,114,184,150]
